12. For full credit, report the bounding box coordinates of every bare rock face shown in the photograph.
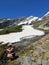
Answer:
[42,59,49,65]
[17,34,49,65]
[0,34,49,65]
[19,56,32,65]
[0,35,49,65]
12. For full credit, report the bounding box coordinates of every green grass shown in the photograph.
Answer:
[0,25,22,35]
[45,21,49,27]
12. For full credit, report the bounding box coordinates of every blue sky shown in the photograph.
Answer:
[0,0,49,19]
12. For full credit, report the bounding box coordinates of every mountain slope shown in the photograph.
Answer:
[0,12,49,65]
[0,17,26,29]
[33,12,49,31]
[0,12,49,28]
[0,12,49,33]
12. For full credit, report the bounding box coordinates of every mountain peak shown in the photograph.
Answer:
[44,11,49,16]
[42,11,49,19]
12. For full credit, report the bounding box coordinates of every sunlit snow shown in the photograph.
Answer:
[18,16,38,25]
[0,25,44,43]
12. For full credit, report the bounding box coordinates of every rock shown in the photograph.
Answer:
[32,47,42,57]
[44,51,49,59]
[19,56,32,65]
[32,62,37,65]
[31,57,36,61]
[42,60,49,65]
[32,51,38,57]
[36,58,42,65]
[42,49,48,53]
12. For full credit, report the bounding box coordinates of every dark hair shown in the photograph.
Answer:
[8,45,12,48]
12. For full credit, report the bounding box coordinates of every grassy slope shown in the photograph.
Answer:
[0,25,22,35]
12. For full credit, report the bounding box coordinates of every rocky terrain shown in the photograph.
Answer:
[33,12,49,31]
[1,33,48,65]
[0,12,49,65]
[19,34,49,65]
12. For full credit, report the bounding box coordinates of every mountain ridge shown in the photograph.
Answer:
[0,12,49,30]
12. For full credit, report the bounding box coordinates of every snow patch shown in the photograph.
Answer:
[0,25,44,43]
[38,18,42,21]
[18,16,38,25]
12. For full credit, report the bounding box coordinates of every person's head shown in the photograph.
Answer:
[9,45,12,47]
[7,44,12,48]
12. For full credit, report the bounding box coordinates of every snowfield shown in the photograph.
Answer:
[0,25,44,43]
[18,16,38,25]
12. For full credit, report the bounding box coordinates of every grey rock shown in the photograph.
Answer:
[42,60,49,65]
[36,59,42,65]
[19,56,32,65]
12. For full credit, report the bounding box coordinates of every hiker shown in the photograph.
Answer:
[0,44,19,63]
[6,45,16,60]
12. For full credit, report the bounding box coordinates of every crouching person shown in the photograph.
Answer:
[6,45,16,60]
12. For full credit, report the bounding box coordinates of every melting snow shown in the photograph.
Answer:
[0,25,44,43]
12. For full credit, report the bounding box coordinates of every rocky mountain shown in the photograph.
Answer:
[0,12,49,30]
[0,17,26,28]
[43,12,49,19]
[0,29,49,65]
[33,12,49,31]
[18,16,38,25]
[0,16,39,29]
[0,12,49,65]
[0,12,49,38]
